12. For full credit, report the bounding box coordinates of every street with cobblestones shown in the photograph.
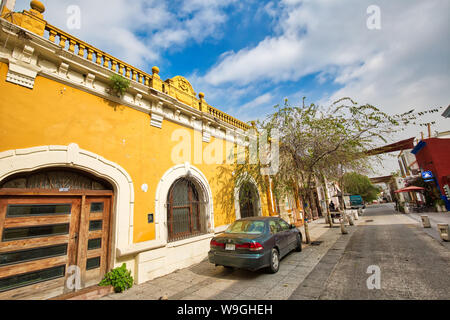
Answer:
[101,204,450,300]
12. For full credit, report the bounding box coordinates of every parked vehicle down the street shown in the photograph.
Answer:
[349,195,366,209]
[208,217,302,273]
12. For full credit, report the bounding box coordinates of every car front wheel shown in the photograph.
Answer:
[268,248,280,274]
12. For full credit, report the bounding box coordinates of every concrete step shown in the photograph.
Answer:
[50,285,114,300]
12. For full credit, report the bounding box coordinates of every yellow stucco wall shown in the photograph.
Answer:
[0,62,269,243]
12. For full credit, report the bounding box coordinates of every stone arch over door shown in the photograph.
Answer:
[0,167,114,190]
[234,174,262,220]
[0,143,135,255]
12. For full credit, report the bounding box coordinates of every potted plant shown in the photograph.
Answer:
[99,263,134,293]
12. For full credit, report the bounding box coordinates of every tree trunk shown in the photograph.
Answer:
[338,176,347,225]
[300,193,311,244]
[303,219,311,244]
[321,173,334,228]
[305,189,318,244]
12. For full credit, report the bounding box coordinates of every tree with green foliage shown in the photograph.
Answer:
[342,172,381,203]
[232,97,404,242]
[217,96,409,242]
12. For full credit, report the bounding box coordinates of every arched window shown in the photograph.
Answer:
[239,182,258,218]
[167,178,204,242]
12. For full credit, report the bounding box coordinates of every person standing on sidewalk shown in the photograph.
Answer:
[329,201,336,223]
[329,201,336,212]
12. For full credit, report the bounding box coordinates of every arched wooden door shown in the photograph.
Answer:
[0,169,113,300]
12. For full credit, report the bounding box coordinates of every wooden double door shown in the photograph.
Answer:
[0,192,112,300]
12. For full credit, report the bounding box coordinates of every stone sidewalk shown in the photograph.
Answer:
[100,216,362,300]
[404,210,450,249]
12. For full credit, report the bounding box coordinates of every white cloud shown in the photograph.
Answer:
[14,0,239,67]
[195,0,449,175]
[206,36,305,86]
[240,93,274,111]
[202,0,449,114]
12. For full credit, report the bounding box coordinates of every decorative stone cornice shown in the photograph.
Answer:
[202,121,212,143]
[4,42,40,89]
[6,64,36,88]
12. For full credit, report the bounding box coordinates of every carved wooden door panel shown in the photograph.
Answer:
[0,195,112,299]
[80,196,112,288]
[0,169,114,299]
[0,196,81,300]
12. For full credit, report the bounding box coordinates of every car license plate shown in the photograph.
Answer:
[225,244,235,251]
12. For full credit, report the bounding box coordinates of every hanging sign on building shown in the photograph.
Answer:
[422,171,434,179]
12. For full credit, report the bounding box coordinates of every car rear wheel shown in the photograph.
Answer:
[268,248,280,274]
[295,234,302,252]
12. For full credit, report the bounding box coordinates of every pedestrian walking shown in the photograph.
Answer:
[329,201,336,212]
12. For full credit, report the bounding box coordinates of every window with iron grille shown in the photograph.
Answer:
[239,182,258,218]
[167,178,205,242]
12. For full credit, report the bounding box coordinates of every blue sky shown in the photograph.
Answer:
[13,0,450,176]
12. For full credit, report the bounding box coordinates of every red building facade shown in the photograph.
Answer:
[412,138,450,210]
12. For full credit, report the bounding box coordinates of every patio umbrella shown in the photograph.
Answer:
[394,186,425,193]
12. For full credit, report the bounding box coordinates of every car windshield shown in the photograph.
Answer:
[225,221,265,234]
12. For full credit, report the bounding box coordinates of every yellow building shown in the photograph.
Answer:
[0,1,280,299]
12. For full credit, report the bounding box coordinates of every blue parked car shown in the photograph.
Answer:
[349,195,366,209]
[208,217,302,273]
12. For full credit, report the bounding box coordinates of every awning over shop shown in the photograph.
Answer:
[411,140,427,155]
[370,175,394,184]
[365,137,415,156]
[394,186,425,193]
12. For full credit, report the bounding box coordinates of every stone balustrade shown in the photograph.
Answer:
[207,105,250,131]
[44,24,153,87]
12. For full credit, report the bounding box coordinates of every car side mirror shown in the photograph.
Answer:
[290,224,296,229]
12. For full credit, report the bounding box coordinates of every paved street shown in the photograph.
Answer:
[101,204,450,300]
[319,204,450,300]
